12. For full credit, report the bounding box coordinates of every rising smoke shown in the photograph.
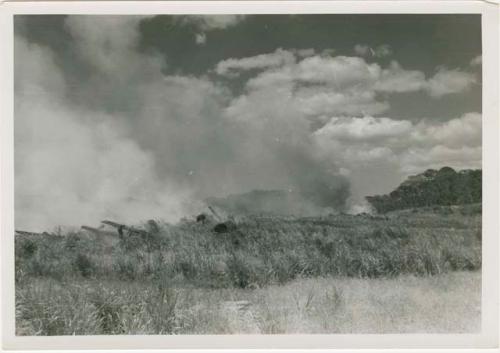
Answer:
[14,16,350,230]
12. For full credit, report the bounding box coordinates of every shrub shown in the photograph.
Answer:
[74,253,94,278]
[21,239,37,258]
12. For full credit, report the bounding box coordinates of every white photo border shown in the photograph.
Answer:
[1,1,498,350]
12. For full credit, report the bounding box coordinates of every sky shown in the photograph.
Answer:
[14,15,482,229]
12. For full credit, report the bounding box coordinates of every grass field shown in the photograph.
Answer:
[15,204,482,335]
[16,271,480,335]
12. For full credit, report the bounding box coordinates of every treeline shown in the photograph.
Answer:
[366,167,481,213]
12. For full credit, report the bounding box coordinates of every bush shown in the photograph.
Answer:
[21,239,37,258]
[74,253,94,278]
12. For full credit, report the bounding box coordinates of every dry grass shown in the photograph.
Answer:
[15,207,481,288]
[16,271,480,335]
[15,206,481,335]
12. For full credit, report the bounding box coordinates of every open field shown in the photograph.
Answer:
[15,205,481,286]
[16,271,481,335]
[15,205,482,335]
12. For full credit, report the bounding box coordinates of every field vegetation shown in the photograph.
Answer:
[15,203,481,335]
[16,272,480,335]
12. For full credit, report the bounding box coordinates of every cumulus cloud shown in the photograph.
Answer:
[425,67,477,97]
[216,48,297,76]
[292,88,388,117]
[354,44,393,58]
[217,49,481,211]
[314,113,481,164]
[375,44,393,57]
[220,49,476,96]
[219,50,477,120]
[413,112,482,149]
[220,52,480,207]
[375,61,426,92]
[239,55,391,117]
[294,55,380,86]
[315,116,413,142]
[178,15,246,31]
[176,15,246,45]
[294,48,316,58]
[354,44,370,56]
[313,113,481,201]
[400,145,481,173]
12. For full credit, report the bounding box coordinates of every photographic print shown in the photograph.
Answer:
[6,7,491,341]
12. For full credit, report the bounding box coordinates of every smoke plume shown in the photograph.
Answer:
[15,16,350,230]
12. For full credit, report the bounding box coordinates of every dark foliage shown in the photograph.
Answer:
[213,223,229,233]
[366,168,481,213]
[196,214,207,223]
[74,253,94,278]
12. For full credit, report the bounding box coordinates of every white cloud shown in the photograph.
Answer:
[295,89,389,116]
[243,54,381,92]
[425,67,477,97]
[294,48,316,58]
[375,61,426,92]
[354,44,393,58]
[315,116,413,141]
[375,44,393,57]
[321,48,336,57]
[314,113,481,172]
[218,50,477,120]
[221,48,482,204]
[215,49,481,204]
[399,145,481,174]
[295,55,380,86]
[413,112,481,148]
[312,113,481,201]
[216,48,296,76]
[179,15,246,31]
[195,32,207,45]
[354,44,370,56]
[239,55,389,117]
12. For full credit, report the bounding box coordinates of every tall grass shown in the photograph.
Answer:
[16,271,481,335]
[15,206,481,289]
[15,206,481,335]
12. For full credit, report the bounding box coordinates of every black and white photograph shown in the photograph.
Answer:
[1,0,499,349]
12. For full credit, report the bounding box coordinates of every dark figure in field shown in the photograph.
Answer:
[117,225,124,237]
[147,219,160,233]
[213,222,229,233]
[196,214,207,223]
